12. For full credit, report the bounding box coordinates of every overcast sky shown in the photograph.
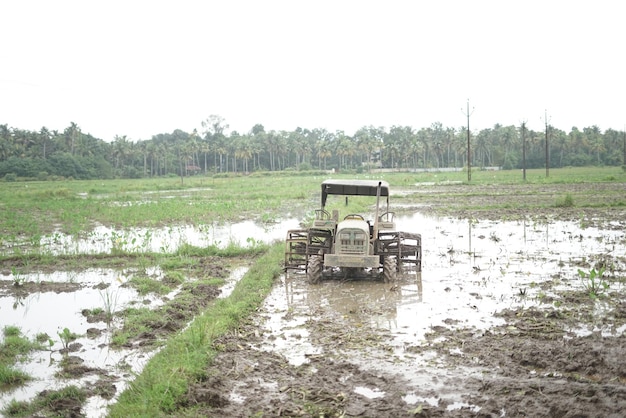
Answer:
[1,1,624,141]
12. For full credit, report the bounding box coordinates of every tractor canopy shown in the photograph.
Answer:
[320,179,390,208]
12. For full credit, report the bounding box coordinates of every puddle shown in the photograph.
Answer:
[2,211,625,415]
[353,386,385,399]
[2,218,302,256]
[0,265,249,417]
[255,212,626,407]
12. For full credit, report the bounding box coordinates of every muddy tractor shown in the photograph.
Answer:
[284,179,422,283]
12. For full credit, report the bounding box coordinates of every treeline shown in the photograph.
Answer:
[1,116,625,180]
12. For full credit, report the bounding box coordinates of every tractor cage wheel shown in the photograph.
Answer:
[377,231,422,272]
[284,228,333,272]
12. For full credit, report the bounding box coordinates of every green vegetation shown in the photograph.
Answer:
[578,267,609,299]
[0,326,42,388]
[56,328,79,350]
[0,167,624,242]
[2,385,87,417]
[1,118,625,180]
[1,169,625,416]
[108,243,283,417]
[555,194,574,208]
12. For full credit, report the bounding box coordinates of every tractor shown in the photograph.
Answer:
[284,179,422,283]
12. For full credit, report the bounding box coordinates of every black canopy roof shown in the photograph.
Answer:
[321,179,390,207]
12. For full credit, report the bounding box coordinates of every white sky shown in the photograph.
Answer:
[1,1,624,141]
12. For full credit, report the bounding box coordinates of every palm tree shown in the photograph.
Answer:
[65,122,80,155]
[585,125,604,165]
[112,135,130,174]
[202,115,229,173]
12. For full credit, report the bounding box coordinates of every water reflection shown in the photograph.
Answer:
[2,211,625,414]
[0,265,248,416]
[2,219,302,256]
[264,212,626,367]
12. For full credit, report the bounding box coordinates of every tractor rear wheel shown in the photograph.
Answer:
[307,254,323,284]
[382,256,397,283]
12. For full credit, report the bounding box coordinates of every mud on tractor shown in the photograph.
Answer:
[284,179,422,283]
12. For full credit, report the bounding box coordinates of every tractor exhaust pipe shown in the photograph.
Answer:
[373,181,382,241]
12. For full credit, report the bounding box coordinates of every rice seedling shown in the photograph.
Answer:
[99,286,121,326]
[11,268,26,287]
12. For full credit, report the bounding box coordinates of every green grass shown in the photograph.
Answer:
[406,166,626,185]
[1,168,625,415]
[1,167,624,241]
[0,364,31,387]
[0,327,43,388]
[128,275,173,296]
[2,385,87,417]
[108,243,284,417]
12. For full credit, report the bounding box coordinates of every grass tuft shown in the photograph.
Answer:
[108,243,284,417]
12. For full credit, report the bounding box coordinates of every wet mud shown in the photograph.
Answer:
[191,274,626,417]
[187,182,626,417]
[2,181,626,417]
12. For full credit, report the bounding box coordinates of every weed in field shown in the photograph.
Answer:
[110,230,127,254]
[99,284,121,326]
[0,326,42,389]
[259,212,277,223]
[578,267,608,299]
[0,365,31,388]
[11,267,25,287]
[578,212,589,229]
[187,320,213,348]
[57,328,79,351]
[139,229,153,252]
[3,325,21,338]
[136,254,151,271]
[555,194,574,208]
[129,274,170,296]
[246,236,265,248]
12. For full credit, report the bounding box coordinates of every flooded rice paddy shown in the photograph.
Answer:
[1,208,626,416]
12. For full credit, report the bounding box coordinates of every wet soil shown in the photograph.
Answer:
[2,181,626,417]
[186,284,626,417]
[0,257,228,417]
[183,182,626,417]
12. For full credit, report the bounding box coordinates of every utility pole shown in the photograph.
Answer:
[520,121,527,181]
[462,99,474,182]
[543,110,550,178]
[623,125,625,166]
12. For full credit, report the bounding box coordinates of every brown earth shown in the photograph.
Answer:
[3,182,626,417]
[183,286,626,417]
[182,182,626,417]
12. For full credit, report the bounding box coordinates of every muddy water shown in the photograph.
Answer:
[1,213,624,415]
[0,263,247,417]
[256,212,626,409]
[3,218,301,256]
